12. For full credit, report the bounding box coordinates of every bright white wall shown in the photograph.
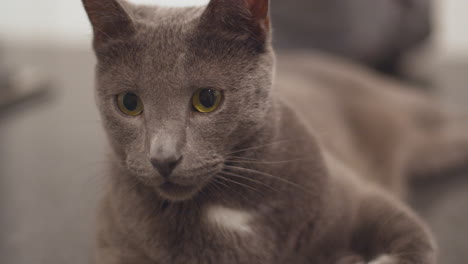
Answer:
[436,0,468,56]
[0,0,466,56]
[0,0,208,46]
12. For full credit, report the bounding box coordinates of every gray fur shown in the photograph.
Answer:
[79,0,465,263]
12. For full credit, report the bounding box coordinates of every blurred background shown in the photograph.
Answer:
[0,0,467,263]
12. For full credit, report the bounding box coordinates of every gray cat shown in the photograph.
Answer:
[82,0,467,263]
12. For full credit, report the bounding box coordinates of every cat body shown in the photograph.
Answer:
[96,54,436,264]
[81,0,466,263]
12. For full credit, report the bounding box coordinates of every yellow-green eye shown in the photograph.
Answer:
[192,88,222,113]
[117,92,143,116]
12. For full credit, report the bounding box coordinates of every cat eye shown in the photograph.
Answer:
[116,92,144,116]
[192,88,223,113]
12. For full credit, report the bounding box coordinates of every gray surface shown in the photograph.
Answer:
[0,45,467,264]
[0,46,101,264]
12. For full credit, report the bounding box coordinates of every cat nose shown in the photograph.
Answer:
[150,155,182,179]
[149,133,184,179]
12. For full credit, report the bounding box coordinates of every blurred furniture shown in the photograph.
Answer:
[0,47,52,112]
[272,0,432,76]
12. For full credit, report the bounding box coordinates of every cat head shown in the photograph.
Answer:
[83,0,275,201]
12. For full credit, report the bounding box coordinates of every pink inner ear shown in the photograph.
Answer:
[246,0,269,20]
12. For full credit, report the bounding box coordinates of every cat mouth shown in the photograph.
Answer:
[154,165,223,201]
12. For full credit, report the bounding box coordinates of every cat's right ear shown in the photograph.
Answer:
[82,0,135,48]
[201,0,271,51]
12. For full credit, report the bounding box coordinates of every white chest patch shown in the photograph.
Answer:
[206,205,254,234]
[368,255,397,264]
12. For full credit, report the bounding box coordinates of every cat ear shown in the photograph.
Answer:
[82,0,135,47]
[245,0,270,24]
[202,0,270,49]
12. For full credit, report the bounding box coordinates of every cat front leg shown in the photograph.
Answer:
[349,191,437,264]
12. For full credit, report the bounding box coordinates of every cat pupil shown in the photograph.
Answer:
[123,93,138,111]
[199,89,216,108]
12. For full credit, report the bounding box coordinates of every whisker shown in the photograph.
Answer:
[212,179,260,207]
[215,175,264,195]
[220,171,279,192]
[226,156,314,165]
[224,156,261,161]
[207,180,230,203]
[225,165,312,194]
[222,138,298,157]
[212,178,232,191]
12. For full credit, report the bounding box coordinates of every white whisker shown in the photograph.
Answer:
[223,138,298,157]
[215,175,264,195]
[220,171,278,192]
[226,156,314,165]
[225,165,312,194]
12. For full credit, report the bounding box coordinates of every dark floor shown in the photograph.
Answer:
[0,44,467,264]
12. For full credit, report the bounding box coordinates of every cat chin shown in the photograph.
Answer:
[155,181,203,202]
[133,166,222,201]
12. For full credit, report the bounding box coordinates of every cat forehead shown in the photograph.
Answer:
[94,3,271,94]
[130,7,204,52]
[132,6,205,27]
[99,15,258,75]
[96,8,204,76]
[99,6,235,66]
[130,5,262,59]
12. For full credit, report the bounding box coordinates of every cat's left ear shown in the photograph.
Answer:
[82,0,135,49]
[201,0,271,50]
